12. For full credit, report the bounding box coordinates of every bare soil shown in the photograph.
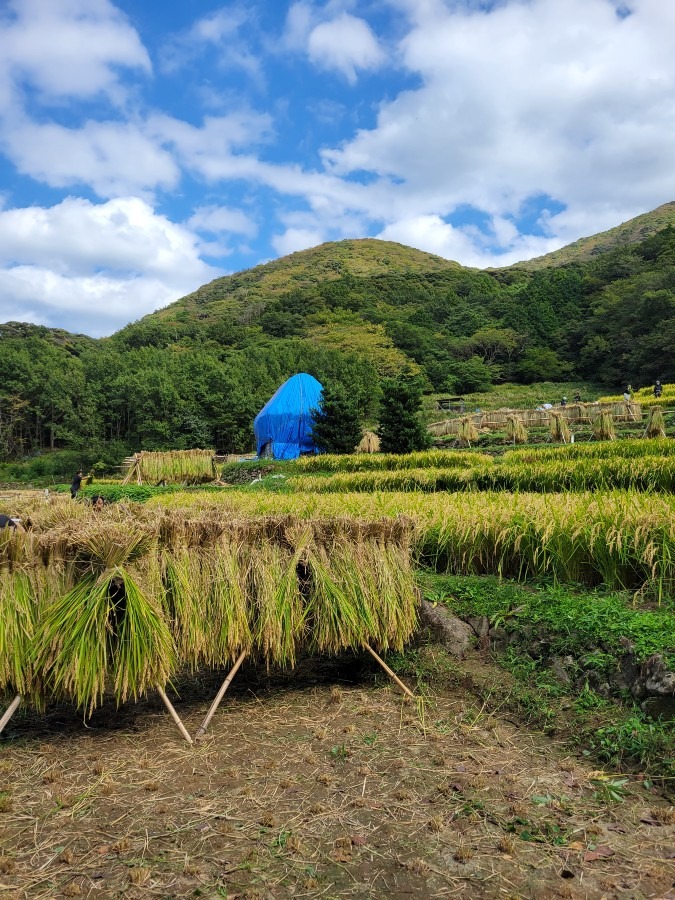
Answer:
[1,664,674,899]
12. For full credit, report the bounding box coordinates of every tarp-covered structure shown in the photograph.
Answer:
[254,373,323,460]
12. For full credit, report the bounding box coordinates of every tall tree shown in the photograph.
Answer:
[311,384,363,454]
[378,377,431,454]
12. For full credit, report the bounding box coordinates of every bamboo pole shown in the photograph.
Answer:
[363,644,415,700]
[156,686,193,745]
[0,693,22,735]
[195,651,247,740]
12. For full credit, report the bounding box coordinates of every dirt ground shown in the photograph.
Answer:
[1,663,674,900]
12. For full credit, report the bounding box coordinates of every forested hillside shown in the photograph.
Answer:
[1,220,674,464]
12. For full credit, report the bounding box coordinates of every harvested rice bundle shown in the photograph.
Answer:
[306,543,369,654]
[32,523,174,712]
[592,410,616,441]
[162,549,210,669]
[207,542,254,665]
[549,412,571,444]
[136,449,215,485]
[457,417,479,447]
[0,570,37,696]
[249,542,305,667]
[645,407,667,439]
[365,542,418,650]
[505,415,528,445]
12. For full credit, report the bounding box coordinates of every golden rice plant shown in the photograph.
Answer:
[645,407,667,439]
[503,437,675,464]
[592,410,616,441]
[505,415,528,445]
[549,412,571,444]
[295,449,491,473]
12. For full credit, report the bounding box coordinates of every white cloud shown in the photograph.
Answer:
[272,227,325,257]
[307,13,386,83]
[323,0,675,257]
[187,205,258,238]
[0,197,220,335]
[377,214,563,267]
[0,0,150,109]
[160,6,262,82]
[2,119,179,198]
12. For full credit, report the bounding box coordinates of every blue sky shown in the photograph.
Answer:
[0,0,674,336]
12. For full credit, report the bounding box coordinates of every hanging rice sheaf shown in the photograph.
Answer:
[134,449,216,485]
[2,511,420,713]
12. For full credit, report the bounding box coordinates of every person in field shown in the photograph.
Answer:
[0,514,24,531]
[654,380,663,399]
[70,470,84,499]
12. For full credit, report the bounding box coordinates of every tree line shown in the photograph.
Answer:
[0,226,673,468]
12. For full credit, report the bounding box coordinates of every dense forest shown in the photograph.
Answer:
[1,222,674,467]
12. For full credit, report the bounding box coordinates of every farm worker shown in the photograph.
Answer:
[0,514,24,532]
[623,390,630,402]
[574,393,581,403]
[70,470,84,499]
[560,397,567,407]
[92,495,106,511]
[654,380,662,399]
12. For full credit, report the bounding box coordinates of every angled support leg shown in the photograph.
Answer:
[0,693,22,735]
[157,686,193,745]
[195,651,247,740]
[364,644,415,700]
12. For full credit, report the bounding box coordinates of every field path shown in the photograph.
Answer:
[1,678,673,899]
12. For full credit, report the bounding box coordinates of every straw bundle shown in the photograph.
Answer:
[126,449,216,485]
[592,410,616,442]
[457,416,479,447]
[549,412,571,444]
[356,430,381,453]
[645,407,667,439]
[505,415,528,445]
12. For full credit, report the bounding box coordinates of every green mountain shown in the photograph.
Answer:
[1,207,674,464]
[509,201,675,270]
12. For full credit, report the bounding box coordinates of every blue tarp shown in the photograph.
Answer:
[254,373,324,460]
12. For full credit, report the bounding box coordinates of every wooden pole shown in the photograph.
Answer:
[195,651,247,739]
[0,693,22,735]
[363,644,415,700]
[156,686,193,745]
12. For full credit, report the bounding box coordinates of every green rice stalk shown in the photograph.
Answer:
[113,567,175,705]
[249,543,305,667]
[0,570,37,695]
[163,550,209,669]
